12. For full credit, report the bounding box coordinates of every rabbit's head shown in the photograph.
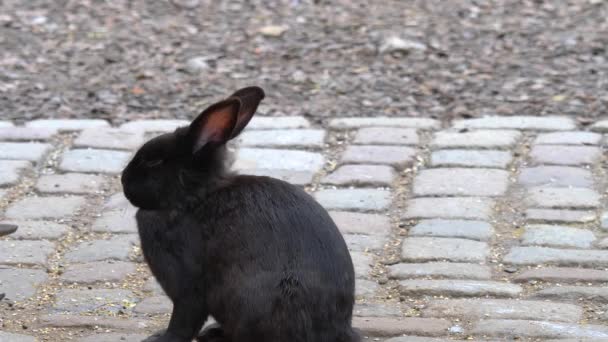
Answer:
[121,86,265,210]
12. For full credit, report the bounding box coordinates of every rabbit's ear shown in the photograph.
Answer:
[228,86,265,138]
[189,98,241,154]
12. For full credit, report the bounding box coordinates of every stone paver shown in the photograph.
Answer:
[236,129,325,148]
[37,314,151,330]
[514,267,608,283]
[60,149,132,174]
[529,145,601,165]
[344,234,386,251]
[403,197,494,220]
[36,173,106,194]
[430,149,512,168]
[0,268,48,301]
[409,219,493,241]
[534,131,601,145]
[236,169,314,186]
[91,206,138,234]
[518,166,594,188]
[120,119,189,132]
[471,319,608,339]
[53,289,138,314]
[5,196,86,219]
[133,295,172,315]
[74,128,145,150]
[352,317,451,337]
[0,240,55,266]
[525,208,596,224]
[422,299,583,322]
[504,246,608,266]
[399,279,522,297]
[314,189,391,211]
[452,116,576,131]
[248,116,311,129]
[26,119,110,131]
[341,145,416,167]
[78,333,148,342]
[355,279,380,297]
[60,261,137,284]
[350,251,373,279]
[354,303,402,317]
[522,224,596,248]
[329,211,391,236]
[431,130,520,149]
[0,127,57,141]
[232,148,324,172]
[0,332,37,342]
[322,164,396,186]
[64,235,138,263]
[0,160,31,186]
[401,237,488,263]
[354,127,419,145]
[330,117,440,129]
[532,286,608,303]
[526,186,600,209]
[413,168,509,197]
[389,262,491,280]
[2,220,71,240]
[0,142,52,162]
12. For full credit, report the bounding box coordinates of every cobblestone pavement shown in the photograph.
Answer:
[2,116,608,341]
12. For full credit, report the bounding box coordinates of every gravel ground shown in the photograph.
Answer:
[1,0,607,125]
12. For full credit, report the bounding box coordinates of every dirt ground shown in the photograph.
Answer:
[0,0,607,125]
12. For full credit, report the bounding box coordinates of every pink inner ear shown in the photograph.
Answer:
[190,99,240,153]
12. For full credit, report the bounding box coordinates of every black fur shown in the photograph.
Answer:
[121,87,359,342]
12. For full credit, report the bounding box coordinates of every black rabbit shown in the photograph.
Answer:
[121,87,359,342]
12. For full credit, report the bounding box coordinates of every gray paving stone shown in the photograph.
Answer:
[352,316,451,337]
[530,145,601,166]
[353,303,402,317]
[590,120,608,132]
[431,129,521,149]
[409,219,493,241]
[403,197,494,220]
[532,286,608,303]
[60,149,132,174]
[350,251,373,278]
[314,189,391,212]
[322,164,396,186]
[0,160,31,186]
[91,206,138,234]
[54,289,138,314]
[422,299,582,322]
[5,195,86,219]
[2,220,70,240]
[235,169,314,186]
[354,127,419,145]
[232,148,324,172]
[401,237,489,263]
[430,149,512,168]
[64,235,138,263]
[38,313,151,330]
[0,332,37,342]
[120,119,189,132]
[330,117,440,130]
[0,121,13,128]
[143,277,164,295]
[504,246,608,267]
[525,208,596,224]
[599,237,608,249]
[453,116,576,131]
[248,116,311,129]
[471,319,608,339]
[413,168,509,197]
[329,211,391,236]
[385,337,451,342]
[26,119,110,131]
[389,262,492,280]
[78,333,148,342]
[60,261,137,284]
[344,234,386,251]
[518,166,594,188]
[0,142,52,162]
[355,279,380,297]
[0,240,54,266]
[133,295,172,315]
[341,145,416,168]
[522,224,596,248]
[526,187,600,209]
[399,279,521,298]
[514,267,608,283]
[35,173,106,194]
[0,127,57,141]
[74,128,145,150]
[0,267,48,301]
[236,129,325,148]
[535,131,601,145]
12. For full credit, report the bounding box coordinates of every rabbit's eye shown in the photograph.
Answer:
[145,159,163,167]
